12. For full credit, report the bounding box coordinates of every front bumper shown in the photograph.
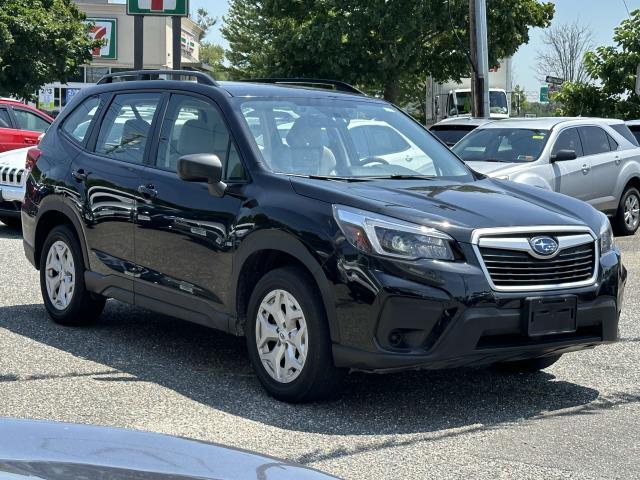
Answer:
[0,183,24,217]
[329,246,626,372]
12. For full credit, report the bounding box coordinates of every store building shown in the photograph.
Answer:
[39,0,204,113]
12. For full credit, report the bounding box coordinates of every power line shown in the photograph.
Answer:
[622,0,631,17]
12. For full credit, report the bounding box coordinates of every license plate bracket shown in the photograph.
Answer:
[526,295,577,337]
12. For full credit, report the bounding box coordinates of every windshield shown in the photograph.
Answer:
[430,126,476,147]
[452,128,550,163]
[489,91,509,115]
[238,98,473,179]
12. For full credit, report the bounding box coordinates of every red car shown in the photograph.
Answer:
[0,99,53,152]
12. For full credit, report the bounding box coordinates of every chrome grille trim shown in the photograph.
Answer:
[0,165,25,187]
[471,225,599,292]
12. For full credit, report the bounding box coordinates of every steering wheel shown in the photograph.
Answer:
[358,156,389,167]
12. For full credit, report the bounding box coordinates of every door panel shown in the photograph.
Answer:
[0,127,24,152]
[78,91,163,279]
[585,129,619,210]
[134,93,246,326]
[549,127,591,201]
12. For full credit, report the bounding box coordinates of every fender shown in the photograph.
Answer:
[232,228,340,343]
[33,193,90,270]
[613,156,640,202]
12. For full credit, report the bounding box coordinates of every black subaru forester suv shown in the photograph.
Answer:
[22,71,626,402]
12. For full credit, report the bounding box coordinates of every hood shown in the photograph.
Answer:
[0,418,336,480]
[289,177,602,242]
[0,147,30,168]
[465,161,530,177]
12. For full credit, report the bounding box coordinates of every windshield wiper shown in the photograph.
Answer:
[362,175,437,180]
[291,174,373,182]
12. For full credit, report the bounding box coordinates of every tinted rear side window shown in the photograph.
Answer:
[61,96,101,145]
[430,126,475,146]
[0,108,11,128]
[612,124,639,146]
[579,126,611,155]
[95,93,162,164]
[629,125,640,144]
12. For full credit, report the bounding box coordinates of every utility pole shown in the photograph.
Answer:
[172,16,182,70]
[469,0,490,118]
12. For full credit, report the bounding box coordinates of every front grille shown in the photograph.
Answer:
[479,242,596,288]
[0,165,24,186]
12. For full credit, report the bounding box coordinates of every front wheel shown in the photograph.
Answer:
[495,355,562,373]
[40,225,105,326]
[614,186,640,236]
[245,267,345,403]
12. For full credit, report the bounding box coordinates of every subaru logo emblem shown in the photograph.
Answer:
[530,236,559,256]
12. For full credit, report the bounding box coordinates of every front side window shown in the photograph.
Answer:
[61,96,101,144]
[453,128,550,163]
[489,91,509,115]
[579,126,611,156]
[156,94,245,180]
[95,93,161,164]
[552,128,583,158]
[238,98,470,180]
[13,108,50,133]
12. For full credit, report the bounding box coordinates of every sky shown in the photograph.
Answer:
[193,0,638,96]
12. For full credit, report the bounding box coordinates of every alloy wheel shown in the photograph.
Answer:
[45,240,75,311]
[255,289,308,383]
[624,193,640,230]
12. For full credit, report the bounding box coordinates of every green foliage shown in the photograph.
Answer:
[200,42,228,80]
[511,84,529,115]
[222,0,554,105]
[0,0,98,100]
[556,9,640,119]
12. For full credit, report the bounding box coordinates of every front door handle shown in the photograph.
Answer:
[582,164,591,174]
[24,137,38,145]
[138,184,158,199]
[71,169,88,182]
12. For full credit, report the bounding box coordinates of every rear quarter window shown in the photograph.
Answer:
[612,124,640,146]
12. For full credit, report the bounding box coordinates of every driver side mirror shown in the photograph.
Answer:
[551,149,577,162]
[178,154,227,197]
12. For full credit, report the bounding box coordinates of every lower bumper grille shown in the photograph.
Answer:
[0,165,24,186]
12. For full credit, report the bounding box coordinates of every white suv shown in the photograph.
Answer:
[453,117,640,235]
[0,146,29,228]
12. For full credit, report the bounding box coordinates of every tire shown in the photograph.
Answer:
[245,266,346,403]
[39,225,105,326]
[614,186,640,236]
[0,216,21,230]
[495,354,562,373]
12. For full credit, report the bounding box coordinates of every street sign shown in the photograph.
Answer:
[636,64,640,97]
[127,0,189,16]
[545,75,565,85]
[87,18,117,60]
[540,85,549,103]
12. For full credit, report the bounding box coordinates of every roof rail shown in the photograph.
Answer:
[97,70,218,86]
[242,78,365,95]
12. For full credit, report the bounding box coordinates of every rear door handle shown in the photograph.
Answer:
[138,184,158,199]
[615,156,621,165]
[24,137,38,145]
[582,163,591,174]
[71,169,88,182]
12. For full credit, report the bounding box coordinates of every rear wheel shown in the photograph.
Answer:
[246,267,345,403]
[495,355,562,373]
[40,225,105,326]
[614,186,640,236]
[0,216,21,229]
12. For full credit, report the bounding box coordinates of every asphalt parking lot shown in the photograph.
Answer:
[0,224,639,480]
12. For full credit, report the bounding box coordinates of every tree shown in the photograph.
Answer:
[511,84,529,116]
[555,9,640,119]
[195,8,217,40]
[535,21,593,84]
[222,0,554,104]
[200,42,227,80]
[0,0,99,99]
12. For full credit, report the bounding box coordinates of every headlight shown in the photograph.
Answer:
[599,213,615,254]
[332,205,455,261]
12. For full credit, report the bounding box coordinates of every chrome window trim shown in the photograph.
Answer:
[471,225,599,292]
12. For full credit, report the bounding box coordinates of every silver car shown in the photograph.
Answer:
[453,117,640,235]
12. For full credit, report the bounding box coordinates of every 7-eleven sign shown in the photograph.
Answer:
[127,0,188,16]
